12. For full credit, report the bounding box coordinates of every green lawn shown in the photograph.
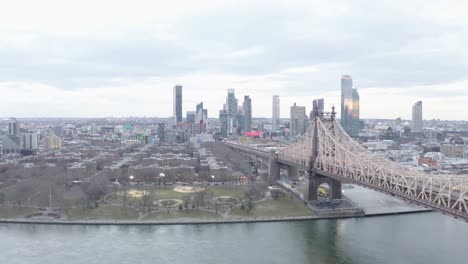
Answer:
[143,209,221,220]
[211,187,246,198]
[65,206,138,220]
[0,207,37,218]
[230,196,313,217]
[151,189,186,200]
[107,187,247,205]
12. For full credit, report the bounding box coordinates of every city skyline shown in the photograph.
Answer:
[1,0,468,120]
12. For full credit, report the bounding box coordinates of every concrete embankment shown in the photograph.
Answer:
[0,209,432,226]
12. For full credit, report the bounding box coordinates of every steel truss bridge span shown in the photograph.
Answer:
[225,116,468,222]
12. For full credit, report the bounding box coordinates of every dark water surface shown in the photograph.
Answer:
[0,213,466,264]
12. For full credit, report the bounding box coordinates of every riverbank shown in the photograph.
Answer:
[0,208,432,225]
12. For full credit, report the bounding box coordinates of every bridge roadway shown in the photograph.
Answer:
[224,141,468,222]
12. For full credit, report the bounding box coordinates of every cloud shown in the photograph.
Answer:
[0,0,467,119]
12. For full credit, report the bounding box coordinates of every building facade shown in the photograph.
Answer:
[412,101,423,133]
[312,98,324,118]
[340,75,360,137]
[173,85,183,123]
[290,103,306,137]
[272,95,280,131]
[243,95,252,133]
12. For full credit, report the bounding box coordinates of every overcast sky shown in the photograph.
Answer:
[1,0,467,120]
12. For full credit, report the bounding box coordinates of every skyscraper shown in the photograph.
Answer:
[243,95,252,133]
[219,110,228,137]
[226,89,238,116]
[412,101,423,133]
[290,103,306,137]
[226,89,238,134]
[186,111,196,123]
[8,118,19,136]
[341,75,360,137]
[195,102,208,134]
[173,85,183,123]
[351,89,360,137]
[312,98,324,118]
[272,95,280,131]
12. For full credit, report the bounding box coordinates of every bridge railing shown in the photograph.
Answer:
[314,118,468,216]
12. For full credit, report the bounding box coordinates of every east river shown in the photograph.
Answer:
[0,213,466,264]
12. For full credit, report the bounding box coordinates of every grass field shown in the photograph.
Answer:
[230,196,313,217]
[65,206,138,220]
[107,187,247,204]
[0,207,37,218]
[143,209,221,220]
[211,187,246,198]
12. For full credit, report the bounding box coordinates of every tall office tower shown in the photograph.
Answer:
[290,103,306,137]
[186,111,196,123]
[21,132,38,155]
[243,95,252,133]
[272,95,280,131]
[412,101,423,133]
[351,89,360,137]
[341,75,360,137]
[8,118,20,136]
[225,89,238,134]
[195,102,208,134]
[157,123,165,145]
[173,85,183,123]
[312,98,324,118]
[219,110,228,137]
[226,89,238,116]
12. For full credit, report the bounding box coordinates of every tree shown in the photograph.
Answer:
[141,191,154,213]
[246,183,267,201]
[194,190,208,209]
[245,196,254,215]
[182,194,191,209]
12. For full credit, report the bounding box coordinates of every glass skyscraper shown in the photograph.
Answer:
[173,85,183,123]
[340,75,360,137]
[272,95,280,131]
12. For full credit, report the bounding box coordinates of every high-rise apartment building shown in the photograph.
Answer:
[225,89,238,134]
[173,85,183,123]
[8,118,20,136]
[341,75,360,137]
[195,102,208,134]
[312,98,324,118]
[226,89,238,116]
[219,110,228,137]
[272,95,280,131]
[243,95,252,133]
[290,103,306,137]
[186,111,196,123]
[412,101,423,133]
[351,89,360,137]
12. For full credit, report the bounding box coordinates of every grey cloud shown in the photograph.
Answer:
[0,0,467,98]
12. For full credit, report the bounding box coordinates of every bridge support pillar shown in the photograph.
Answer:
[303,172,319,201]
[303,172,342,202]
[268,151,280,185]
[330,179,342,200]
[287,166,299,180]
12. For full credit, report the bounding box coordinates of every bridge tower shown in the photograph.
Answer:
[303,106,342,203]
[268,150,280,185]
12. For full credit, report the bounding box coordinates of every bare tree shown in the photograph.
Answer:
[182,194,191,209]
[141,191,154,213]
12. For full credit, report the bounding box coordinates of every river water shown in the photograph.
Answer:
[0,213,466,264]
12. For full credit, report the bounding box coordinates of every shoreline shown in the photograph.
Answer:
[0,209,433,226]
